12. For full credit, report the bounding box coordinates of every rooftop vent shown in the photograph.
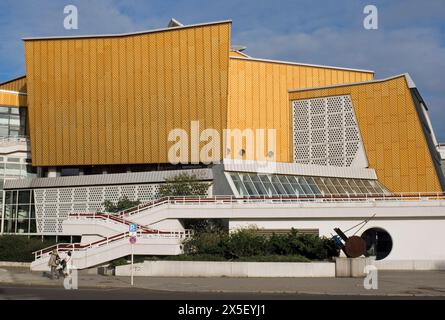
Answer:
[167,18,184,28]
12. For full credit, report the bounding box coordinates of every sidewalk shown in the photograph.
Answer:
[1,267,445,297]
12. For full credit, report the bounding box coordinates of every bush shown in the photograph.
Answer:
[267,229,338,260]
[160,254,228,262]
[182,228,339,261]
[106,229,339,266]
[224,229,267,258]
[142,254,309,262]
[182,219,228,233]
[0,235,57,262]
[158,173,211,197]
[103,196,141,214]
[183,231,228,256]
[235,255,310,262]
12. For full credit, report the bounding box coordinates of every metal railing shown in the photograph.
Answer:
[0,135,29,146]
[33,228,193,261]
[68,212,156,233]
[89,192,445,219]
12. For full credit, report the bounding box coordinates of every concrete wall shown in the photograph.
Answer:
[374,260,445,271]
[150,219,185,232]
[115,260,335,278]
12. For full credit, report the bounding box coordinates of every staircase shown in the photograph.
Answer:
[63,212,158,237]
[31,229,191,271]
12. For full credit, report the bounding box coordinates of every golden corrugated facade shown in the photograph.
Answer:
[17,20,443,193]
[289,76,442,193]
[227,57,374,162]
[229,51,247,58]
[0,90,27,107]
[24,21,231,166]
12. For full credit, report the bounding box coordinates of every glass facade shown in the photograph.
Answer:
[0,106,35,233]
[228,172,390,197]
[2,189,36,234]
[0,106,27,137]
[0,157,33,187]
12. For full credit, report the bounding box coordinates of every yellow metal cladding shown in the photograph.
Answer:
[289,76,442,193]
[24,21,231,166]
[0,90,27,107]
[228,57,374,162]
[0,76,27,93]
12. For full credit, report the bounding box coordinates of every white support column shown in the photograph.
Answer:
[47,167,58,178]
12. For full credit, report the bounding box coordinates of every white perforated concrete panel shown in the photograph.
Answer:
[292,95,368,168]
[34,183,163,234]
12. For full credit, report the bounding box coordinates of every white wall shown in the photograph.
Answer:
[150,219,185,232]
[115,261,335,278]
[229,218,445,261]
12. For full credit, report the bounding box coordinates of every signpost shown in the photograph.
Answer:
[129,224,138,286]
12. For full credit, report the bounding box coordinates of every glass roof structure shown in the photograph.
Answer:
[227,172,390,197]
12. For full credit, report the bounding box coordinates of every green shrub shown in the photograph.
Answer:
[0,235,57,262]
[183,231,228,256]
[103,196,141,214]
[224,229,267,258]
[182,228,339,261]
[182,219,228,233]
[161,254,228,261]
[267,229,339,260]
[143,254,309,262]
[235,255,310,262]
[158,173,211,197]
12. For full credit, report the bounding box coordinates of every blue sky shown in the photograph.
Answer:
[1,0,444,141]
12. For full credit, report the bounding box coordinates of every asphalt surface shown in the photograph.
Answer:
[2,267,445,299]
[1,284,445,300]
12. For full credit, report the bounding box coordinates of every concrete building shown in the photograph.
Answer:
[0,19,444,269]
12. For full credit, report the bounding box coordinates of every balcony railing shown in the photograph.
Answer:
[0,136,29,146]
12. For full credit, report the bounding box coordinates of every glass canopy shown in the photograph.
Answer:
[227,172,390,197]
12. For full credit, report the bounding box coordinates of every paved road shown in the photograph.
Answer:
[2,268,445,298]
[1,285,444,300]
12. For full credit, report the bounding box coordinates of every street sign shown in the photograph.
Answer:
[129,236,137,244]
[129,223,137,233]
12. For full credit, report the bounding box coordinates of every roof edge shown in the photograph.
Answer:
[223,159,377,180]
[288,73,414,93]
[0,75,26,86]
[230,56,375,74]
[22,19,232,41]
[3,168,213,190]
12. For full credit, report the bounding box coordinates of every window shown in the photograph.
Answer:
[0,106,27,137]
[226,172,390,198]
[60,168,80,176]
[3,189,35,234]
